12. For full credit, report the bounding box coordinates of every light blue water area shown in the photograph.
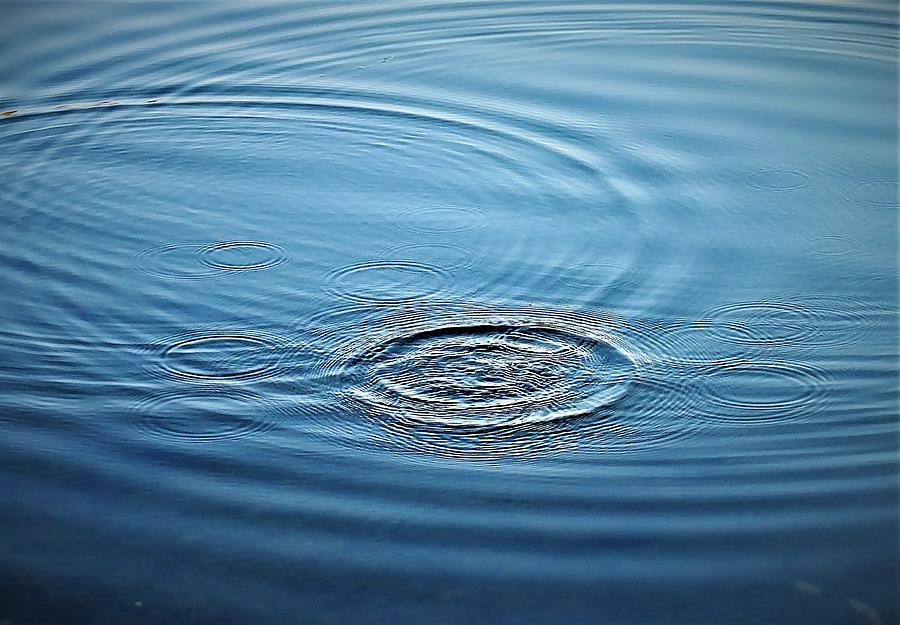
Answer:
[0,2,897,624]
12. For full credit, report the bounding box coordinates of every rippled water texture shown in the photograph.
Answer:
[0,2,897,624]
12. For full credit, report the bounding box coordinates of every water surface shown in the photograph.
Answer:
[0,2,897,624]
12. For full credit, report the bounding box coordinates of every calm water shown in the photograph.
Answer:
[0,2,897,624]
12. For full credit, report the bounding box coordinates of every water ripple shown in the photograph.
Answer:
[196,240,287,272]
[391,205,491,236]
[704,296,888,350]
[703,301,817,347]
[130,386,283,443]
[377,241,483,272]
[343,323,636,428]
[803,235,865,258]
[299,303,734,459]
[690,360,831,425]
[745,169,812,192]
[787,294,891,350]
[556,261,647,296]
[146,329,295,383]
[841,177,898,208]
[325,260,450,304]
[649,319,761,370]
[131,242,223,280]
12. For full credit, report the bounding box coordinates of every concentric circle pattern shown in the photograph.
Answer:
[392,205,491,235]
[648,320,762,370]
[745,169,812,191]
[704,297,889,350]
[841,178,898,208]
[134,240,286,279]
[346,323,636,427]
[130,386,283,442]
[304,303,738,458]
[690,360,831,425]
[803,235,865,258]
[703,301,818,347]
[131,243,224,280]
[377,242,483,272]
[557,262,646,295]
[325,260,449,304]
[146,330,295,383]
[197,240,287,271]
[320,304,639,427]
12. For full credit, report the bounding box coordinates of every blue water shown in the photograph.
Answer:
[0,2,897,624]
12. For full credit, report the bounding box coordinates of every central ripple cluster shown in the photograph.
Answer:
[345,323,637,428]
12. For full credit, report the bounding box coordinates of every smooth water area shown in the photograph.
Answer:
[0,2,897,624]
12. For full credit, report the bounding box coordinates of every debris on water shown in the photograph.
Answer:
[1,110,16,117]
[134,600,143,608]
[790,579,823,596]
[358,56,393,69]
[847,599,885,625]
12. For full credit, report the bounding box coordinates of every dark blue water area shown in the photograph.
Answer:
[0,2,897,624]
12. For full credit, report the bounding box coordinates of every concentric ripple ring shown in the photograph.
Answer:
[326,260,449,304]
[197,240,287,271]
[132,243,223,280]
[841,177,898,208]
[691,360,830,425]
[803,235,865,258]
[131,387,282,442]
[703,301,817,347]
[745,169,812,191]
[150,330,291,383]
[322,305,640,430]
[392,205,491,235]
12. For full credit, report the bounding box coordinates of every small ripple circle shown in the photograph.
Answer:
[131,387,283,443]
[703,301,816,346]
[691,360,830,425]
[705,296,885,350]
[378,242,483,272]
[745,169,811,191]
[325,260,449,304]
[557,262,646,294]
[133,241,286,279]
[648,320,762,371]
[784,294,888,349]
[132,243,222,280]
[197,240,287,271]
[841,178,898,208]
[392,205,490,235]
[803,235,865,258]
[149,330,293,383]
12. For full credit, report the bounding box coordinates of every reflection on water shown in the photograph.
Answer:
[0,1,896,624]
